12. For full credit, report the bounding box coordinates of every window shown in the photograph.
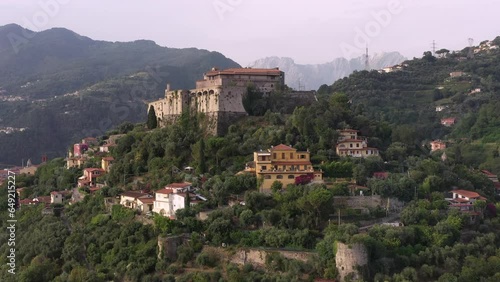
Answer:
[288,175,295,179]
[262,166,267,170]
[277,175,283,179]
[282,153,285,159]
[290,153,293,159]
[264,175,271,179]
[273,153,276,159]
[300,155,306,159]
[350,144,353,148]
[356,143,360,148]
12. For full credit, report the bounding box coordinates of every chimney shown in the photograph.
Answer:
[166,83,171,92]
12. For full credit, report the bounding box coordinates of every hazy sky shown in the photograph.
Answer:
[1,0,499,65]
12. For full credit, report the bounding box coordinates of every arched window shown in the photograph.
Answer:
[277,175,283,179]
[288,175,295,179]
[264,175,271,179]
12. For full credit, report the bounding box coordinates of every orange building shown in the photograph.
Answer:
[430,140,446,152]
[253,144,323,191]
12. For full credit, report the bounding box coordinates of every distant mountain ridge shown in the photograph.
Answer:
[248,52,406,90]
[0,24,240,166]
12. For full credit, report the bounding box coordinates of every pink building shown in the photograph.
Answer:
[73,143,89,157]
[441,117,457,127]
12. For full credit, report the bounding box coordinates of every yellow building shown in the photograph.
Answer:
[253,144,323,191]
[66,157,87,169]
[336,129,379,158]
[101,156,114,172]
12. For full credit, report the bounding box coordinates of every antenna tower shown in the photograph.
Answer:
[364,46,370,70]
[468,38,474,59]
[431,40,437,56]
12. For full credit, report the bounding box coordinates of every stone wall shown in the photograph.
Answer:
[335,242,368,281]
[230,248,314,267]
[157,234,185,261]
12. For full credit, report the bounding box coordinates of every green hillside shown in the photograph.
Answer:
[0,24,240,166]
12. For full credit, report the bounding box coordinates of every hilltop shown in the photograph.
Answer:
[0,24,240,166]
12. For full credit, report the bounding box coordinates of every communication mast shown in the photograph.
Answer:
[431,40,437,56]
[364,46,370,71]
[468,38,474,59]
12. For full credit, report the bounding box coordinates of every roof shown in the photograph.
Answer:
[339,129,359,132]
[205,67,282,77]
[166,182,192,188]
[481,170,497,176]
[137,197,155,204]
[84,168,105,172]
[431,140,446,144]
[451,189,484,199]
[271,144,295,151]
[373,172,389,179]
[441,117,456,123]
[156,188,174,195]
[102,156,115,161]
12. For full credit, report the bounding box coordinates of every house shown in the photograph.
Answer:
[468,88,481,95]
[447,189,486,220]
[481,170,498,183]
[449,71,465,78]
[164,182,192,192]
[435,105,447,112]
[336,129,379,158]
[19,161,39,175]
[430,140,446,152]
[152,186,203,217]
[66,157,87,169]
[99,143,115,153]
[252,144,323,190]
[120,191,154,213]
[481,170,500,195]
[101,156,114,172]
[73,143,89,157]
[82,137,98,146]
[49,190,70,204]
[441,117,457,127]
[20,196,51,206]
[78,168,105,187]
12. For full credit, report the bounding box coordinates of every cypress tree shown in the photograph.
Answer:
[197,138,206,174]
[147,105,158,129]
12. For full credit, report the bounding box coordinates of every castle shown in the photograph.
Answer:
[148,67,285,135]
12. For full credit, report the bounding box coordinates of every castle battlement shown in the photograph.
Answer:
[148,67,285,135]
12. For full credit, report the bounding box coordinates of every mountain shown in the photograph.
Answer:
[0,24,240,166]
[248,52,406,90]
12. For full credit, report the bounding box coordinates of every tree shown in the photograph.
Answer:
[147,105,158,129]
[271,181,283,193]
[197,139,206,175]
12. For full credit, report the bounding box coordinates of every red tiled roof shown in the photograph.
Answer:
[205,68,282,76]
[451,189,484,199]
[102,157,115,161]
[156,188,174,195]
[373,172,389,179]
[137,197,154,204]
[481,170,497,176]
[271,144,295,151]
[166,182,192,188]
[84,168,105,172]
